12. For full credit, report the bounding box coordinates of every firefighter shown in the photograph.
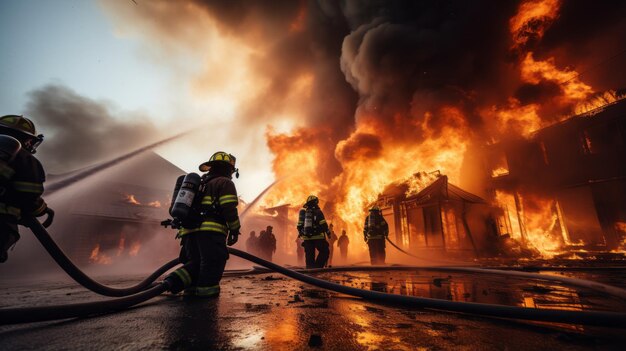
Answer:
[166,152,241,297]
[258,225,276,262]
[245,230,259,256]
[364,205,388,265]
[0,115,54,263]
[296,195,330,269]
[337,229,349,262]
[327,223,338,266]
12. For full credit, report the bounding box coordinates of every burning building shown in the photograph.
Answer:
[479,98,626,256]
[374,173,498,259]
[45,152,185,265]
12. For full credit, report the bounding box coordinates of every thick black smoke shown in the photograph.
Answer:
[26,84,159,173]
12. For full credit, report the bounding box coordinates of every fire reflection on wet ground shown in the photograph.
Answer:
[2,269,626,350]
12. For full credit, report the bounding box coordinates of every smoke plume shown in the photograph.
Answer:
[101,0,626,233]
[26,84,160,173]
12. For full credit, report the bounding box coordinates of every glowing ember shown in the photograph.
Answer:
[146,200,162,208]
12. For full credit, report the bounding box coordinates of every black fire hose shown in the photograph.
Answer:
[228,248,626,327]
[0,283,170,324]
[2,221,626,326]
[24,217,180,297]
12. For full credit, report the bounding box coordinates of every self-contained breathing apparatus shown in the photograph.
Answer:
[303,207,318,238]
[162,173,223,231]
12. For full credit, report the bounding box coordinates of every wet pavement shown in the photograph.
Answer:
[1,268,626,350]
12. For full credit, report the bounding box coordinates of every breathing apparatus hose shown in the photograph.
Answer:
[23,217,180,297]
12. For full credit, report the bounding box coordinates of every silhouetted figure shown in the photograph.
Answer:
[246,230,259,255]
[258,226,277,262]
[295,237,304,266]
[327,224,338,266]
[297,195,330,269]
[364,205,388,265]
[337,230,349,262]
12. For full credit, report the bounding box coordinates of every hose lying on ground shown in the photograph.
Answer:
[2,221,626,326]
[229,248,626,327]
[24,217,180,297]
[385,237,626,300]
[0,283,169,324]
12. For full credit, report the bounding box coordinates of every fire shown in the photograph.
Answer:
[520,53,594,102]
[483,98,543,137]
[262,128,326,208]
[405,172,440,197]
[494,190,569,258]
[129,241,141,256]
[146,200,162,208]
[124,194,141,205]
[510,0,561,49]
[89,244,112,265]
[491,167,509,178]
[574,90,624,116]
[333,107,469,236]
[117,236,125,257]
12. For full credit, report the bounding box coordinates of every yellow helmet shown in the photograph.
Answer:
[305,195,319,206]
[0,115,44,153]
[199,151,237,174]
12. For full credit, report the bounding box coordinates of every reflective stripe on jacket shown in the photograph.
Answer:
[177,175,240,237]
[364,213,389,240]
[297,206,329,240]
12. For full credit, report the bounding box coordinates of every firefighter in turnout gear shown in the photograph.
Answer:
[0,115,53,263]
[297,195,330,269]
[364,205,388,265]
[165,152,241,297]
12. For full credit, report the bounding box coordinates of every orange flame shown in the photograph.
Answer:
[510,0,561,49]
[124,194,141,205]
[129,241,141,256]
[146,200,162,208]
[89,244,112,265]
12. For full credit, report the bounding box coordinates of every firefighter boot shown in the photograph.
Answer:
[0,231,19,263]
[196,285,220,298]
[164,267,193,294]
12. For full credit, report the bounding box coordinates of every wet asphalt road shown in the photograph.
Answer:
[1,270,626,350]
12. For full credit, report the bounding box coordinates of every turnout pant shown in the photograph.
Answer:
[303,239,329,269]
[181,232,229,289]
[367,239,386,265]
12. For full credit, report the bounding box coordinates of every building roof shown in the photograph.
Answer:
[407,176,487,205]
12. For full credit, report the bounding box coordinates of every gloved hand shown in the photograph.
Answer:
[227,230,239,246]
[40,208,55,228]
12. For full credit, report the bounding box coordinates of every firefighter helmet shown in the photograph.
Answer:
[305,195,319,206]
[0,115,44,153]
[199,151,237,173]
[369,205,381,212]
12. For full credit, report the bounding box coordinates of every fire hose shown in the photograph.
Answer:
[384,237,626,300]
[1,220,626,326]
[22,217,180,297]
